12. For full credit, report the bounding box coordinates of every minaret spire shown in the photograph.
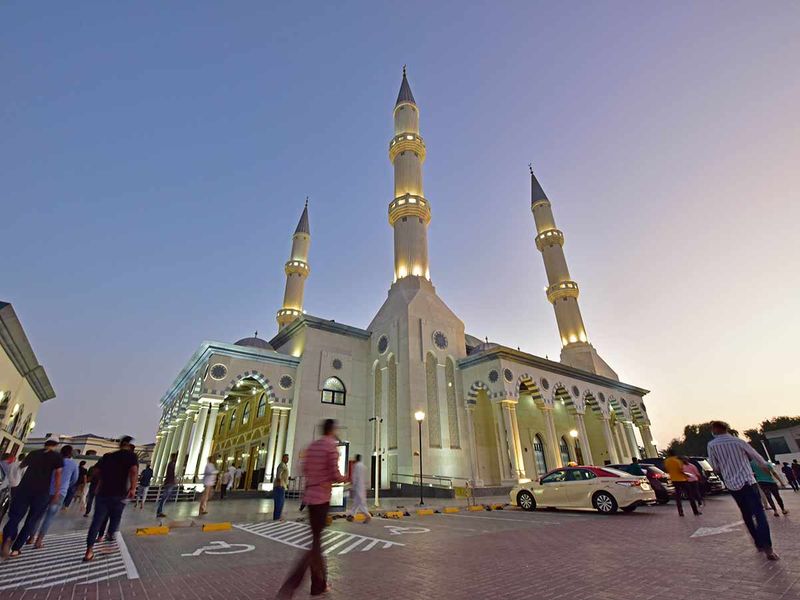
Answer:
[277,200,311,330]
[529,166,617,379]
[388,66,430,281]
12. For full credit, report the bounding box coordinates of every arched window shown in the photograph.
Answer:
[256,394,267,418]
[533,434,548,476]
[241,402,251,426]
[321,377,346,405]
[7,405,23,435]
[559,436,571,465]
[218,414,226,435]
[229,408,237,431]
[19,414,32,439]
[0,393,9,423]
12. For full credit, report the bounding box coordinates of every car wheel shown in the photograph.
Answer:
[517,490,536,511]
[592,491,618,514]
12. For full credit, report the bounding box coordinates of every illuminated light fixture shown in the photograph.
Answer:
[398,265,408,278]
[398,199,406,205]
[569,429,578,438]
[409,197,417,204]
[568,334,578,343]
[406,135,413,140]
[412,265,422,276]
[414,410,425,422]
[30,420,35,430]
[578,332,587,343]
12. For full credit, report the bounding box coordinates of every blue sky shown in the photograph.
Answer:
[4,2,799,444]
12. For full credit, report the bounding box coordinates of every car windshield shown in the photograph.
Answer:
[601,467,637,478]
[694,459,713,471]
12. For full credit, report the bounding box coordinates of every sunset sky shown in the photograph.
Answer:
[4,2,799,446]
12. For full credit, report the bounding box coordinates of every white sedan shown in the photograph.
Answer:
[510,466,656,514]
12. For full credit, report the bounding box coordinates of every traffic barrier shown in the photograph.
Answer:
[202,522,232,532]
[136,526,169,536]
[416,508,434,516]
[443,507,460,513]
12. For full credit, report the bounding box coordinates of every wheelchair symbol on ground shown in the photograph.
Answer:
[384,525,430,535]
[182,540,255,557]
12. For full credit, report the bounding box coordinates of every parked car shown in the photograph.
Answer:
[510,466,656,514]
[639,457,726,495]
[609,463,674,504]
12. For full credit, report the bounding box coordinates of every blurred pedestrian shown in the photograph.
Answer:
[83,436,138,562]
[234,465,243,490]
[226,464,236,494]
[135,463,153,509]
[33,445,78,548]
[2,439,63,558]
[346,454,371,523]
[66,460,88,511]
[664,450,700,516]
[83,462,100,517]
[199,457,217,515]
[781,462,799,491]
[792,460,800,485]
[752,460,788,517]
[708,421,778,560]
[1,453,25,501]
[155,453,177,518]
[277,419,347,598]
[220,467,231,500]
[681,457,704,507]
[273,454,289,521]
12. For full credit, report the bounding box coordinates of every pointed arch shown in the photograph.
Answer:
[517,373,549,408]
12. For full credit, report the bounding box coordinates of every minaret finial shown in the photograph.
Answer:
[403,64,407,77]
[529,162,534,175]
[305,196,308,208]
[254,330,258,338]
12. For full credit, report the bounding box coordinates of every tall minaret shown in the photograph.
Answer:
[276,200,310,330]
[530,166,618,379]
[388,67,431,282]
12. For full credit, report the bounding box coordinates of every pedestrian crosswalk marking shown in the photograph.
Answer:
[234,521,404,555]
[0,531,139,590]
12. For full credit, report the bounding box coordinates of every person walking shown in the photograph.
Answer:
[226,464,236,494]
[2,439,63,558]
[199,457,217,515]
[83,436,138,562]
[33,445,79,548]
[273,454,289,521]
[681,458,704,507]
[83,463,100,517]
[663,450,700,516]
[707,421,779,560]
[752,460,788,517]
[65,460,88,511]
[233,465,243,490]
[1,453,25,501]
[792,460,800,486]
[135,464,153,509]
[347,454,371,523]
[155,453,178,518]
[277,419,347,598]
[781,462,799,491]
[220,467,231,500]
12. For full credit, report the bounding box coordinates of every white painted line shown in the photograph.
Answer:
[690,521,744,538]
[115,532,140,580]
[338,537,366,554]
[442,513,561,525]
[234,522,404,555]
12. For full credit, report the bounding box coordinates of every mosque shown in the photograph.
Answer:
[150,70,655,493]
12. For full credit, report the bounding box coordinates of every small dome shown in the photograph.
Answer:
[234,337,273,351]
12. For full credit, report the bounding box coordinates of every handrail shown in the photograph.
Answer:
[391,472,473,489]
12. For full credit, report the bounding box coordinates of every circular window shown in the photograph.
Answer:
[488,370,499,383]
[621,398,628,407]
[598,392,606,403]
[377,335,389,354]
[332,358,343,370]
[541,378,550,390]
[503,368,513,383]
[210,364,228,381]
[571,385,580,398]
[433,331,448,350]
[279,375,294,390]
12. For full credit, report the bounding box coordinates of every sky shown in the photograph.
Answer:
[3,2,799,447]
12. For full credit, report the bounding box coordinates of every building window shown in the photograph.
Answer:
[257,394,267,419]
[533,434,548,476]
[229,408,237,431]
[218,415,226,434]
[559,436,571,465]
[768,437,791,455]
[241,402,251,426]
[321,377,346,405]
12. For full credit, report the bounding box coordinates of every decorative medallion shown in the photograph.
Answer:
[332,358,343,370]
[432,330,448,350]
[210,364,228,381]
[488,370,499,383]
[377,335,389,355]
[541,378,550,390]
[571,385,580,398]
[598,392,606,403]
[279,375,294,390]
[503,368,513,383]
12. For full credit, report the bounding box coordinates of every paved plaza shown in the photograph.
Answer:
[1,492,800,600]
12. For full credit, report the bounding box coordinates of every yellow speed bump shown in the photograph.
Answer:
[136,526,169,536]
[202,522,232,532]
[489,503,505,511]
[383,511,404,519]
[416,508,434,516]
[443,507,460,513]
[467,505,485,511]
[352,513,367,522]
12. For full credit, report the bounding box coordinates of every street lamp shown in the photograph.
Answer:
[414,411,425,505]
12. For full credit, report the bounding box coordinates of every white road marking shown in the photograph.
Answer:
[690,521,744,538]
[235,521,404,555]
[442,513,562,525]
[0,532,138,591]
[182,540,255,557]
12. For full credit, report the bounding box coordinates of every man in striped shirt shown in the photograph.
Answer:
[278,419,347,597]
[707,421,779,560]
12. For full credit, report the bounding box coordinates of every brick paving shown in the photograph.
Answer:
[1,491,800,599]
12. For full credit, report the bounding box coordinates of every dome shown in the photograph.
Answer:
[234,337,274,351]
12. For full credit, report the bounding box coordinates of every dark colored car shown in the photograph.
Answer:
[609,464,674,504]
[639,457,726,495]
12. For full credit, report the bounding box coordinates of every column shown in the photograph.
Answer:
[623,421,641,460]
[601,417,620,464]
[464,405,482,486]
[264,409,281,482]
[157,426,177,479]
[639,424,656,458]
[542,406,562,468]
[198,403,220,471]
[615,422,631,462]
[574,413,594,466]
[491,402,512,481]
[274,409,290,464]
[175,416,193,479]
[184,403,210,480]
[151,432,166,475]
[499,402,523,480]
[507,403,526,479]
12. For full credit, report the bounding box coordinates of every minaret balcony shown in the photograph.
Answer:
[546,280,580,303]
[389,133,426,163]
[284,260,310,276]
[276,308,303,321]
[531,198,551,211]
[388,194,431,226]
[535,229,564,251]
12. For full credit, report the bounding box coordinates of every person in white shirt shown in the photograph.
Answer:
[347,454,371,523]
[199,457,218,515]
[233,466,243,490]
[227,465,237,493]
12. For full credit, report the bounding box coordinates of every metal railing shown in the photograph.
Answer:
[390,473,472,490]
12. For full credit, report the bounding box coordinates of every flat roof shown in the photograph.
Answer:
[0,301,55,402]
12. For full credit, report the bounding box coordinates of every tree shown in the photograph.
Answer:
[666,422,740,457]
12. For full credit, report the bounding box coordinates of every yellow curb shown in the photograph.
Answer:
[416,508,434,516]
[352,514,367,522]
[202,522,232,532]
[490,503,505,510]
[467,505,485,511]
[383,511,404,519]
[136,526,169,536]
[443,507,460,513]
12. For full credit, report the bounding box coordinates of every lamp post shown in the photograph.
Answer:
[569,429,579,464]
[414,411,425,506]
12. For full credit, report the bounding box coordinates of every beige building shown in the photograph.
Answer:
[24,433,155,463]
[0,301,55,457]
[151,70,655,491]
